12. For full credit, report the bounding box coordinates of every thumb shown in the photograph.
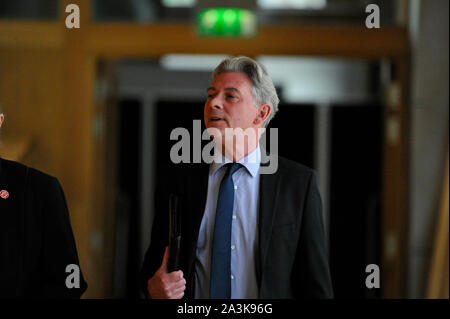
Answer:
[159,246,169,272]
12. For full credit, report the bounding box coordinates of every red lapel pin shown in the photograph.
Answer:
[0,190,9,199]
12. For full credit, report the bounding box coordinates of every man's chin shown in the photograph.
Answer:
[206,122,228,133]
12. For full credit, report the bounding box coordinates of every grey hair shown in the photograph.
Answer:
[212,56,279,127]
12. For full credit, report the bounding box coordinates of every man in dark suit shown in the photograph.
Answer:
[140,56,333,299]
[0,112,87,298]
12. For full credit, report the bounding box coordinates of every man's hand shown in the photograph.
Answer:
[147,246,186,299]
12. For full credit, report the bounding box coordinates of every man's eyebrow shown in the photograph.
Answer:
[206,87,241,94]
[224,87,240,93]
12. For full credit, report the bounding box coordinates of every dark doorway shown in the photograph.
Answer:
[328,104,383,299]
[266,103,315,169]
[114,98,142,298]
[155,100,205,181]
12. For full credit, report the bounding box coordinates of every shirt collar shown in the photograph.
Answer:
[210,144,261,178]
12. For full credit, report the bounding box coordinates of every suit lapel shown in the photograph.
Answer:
[257,161,282,287]
[190,163,210,234]
[186,163,210,293]
[196,164,210,222]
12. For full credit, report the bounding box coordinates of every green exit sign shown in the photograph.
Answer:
[197,8,257,37]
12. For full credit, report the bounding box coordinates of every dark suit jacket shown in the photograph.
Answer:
[140,156,333,298]
[0,157,87,298]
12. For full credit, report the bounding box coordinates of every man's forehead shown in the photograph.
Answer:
[208,72,252,91]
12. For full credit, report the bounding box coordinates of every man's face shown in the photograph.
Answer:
[204,72,261,134]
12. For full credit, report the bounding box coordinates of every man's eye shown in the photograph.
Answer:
[207,94,214,98]
[226,95,236,99]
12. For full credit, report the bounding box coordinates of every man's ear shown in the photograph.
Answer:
[253,104,271,126]
[0,114,4,128]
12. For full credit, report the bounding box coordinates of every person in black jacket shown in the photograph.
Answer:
[0,111,87,298]
[140,56,333,299]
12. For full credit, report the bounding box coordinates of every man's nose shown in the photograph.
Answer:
[208,95,223,110]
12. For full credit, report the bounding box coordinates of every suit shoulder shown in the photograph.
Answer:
[28,167,58,185]
[1,158,58,186]
[1,157,28,174]
[277,156,315,178]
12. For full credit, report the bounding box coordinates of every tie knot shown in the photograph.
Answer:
[224,163,242,177]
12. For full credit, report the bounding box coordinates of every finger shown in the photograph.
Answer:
[160,277,185,298]
[159,246,170,272]
[169,278,186,291]
[167,270,184,281]
[172,284,186,295]
[164,283,185,299]
[164,275,186,290]
[170,290,185,300]
[170,293,185,299]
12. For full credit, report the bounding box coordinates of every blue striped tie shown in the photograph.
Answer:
[210,163,242,299]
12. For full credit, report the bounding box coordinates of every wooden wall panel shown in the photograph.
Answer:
[88,24,408,59]
[427,153,449,298]
[0,48,95,295]
[381,58,410,298]
[0,21,62,50]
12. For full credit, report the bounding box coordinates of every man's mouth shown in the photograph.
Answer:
[210,117,224,122]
